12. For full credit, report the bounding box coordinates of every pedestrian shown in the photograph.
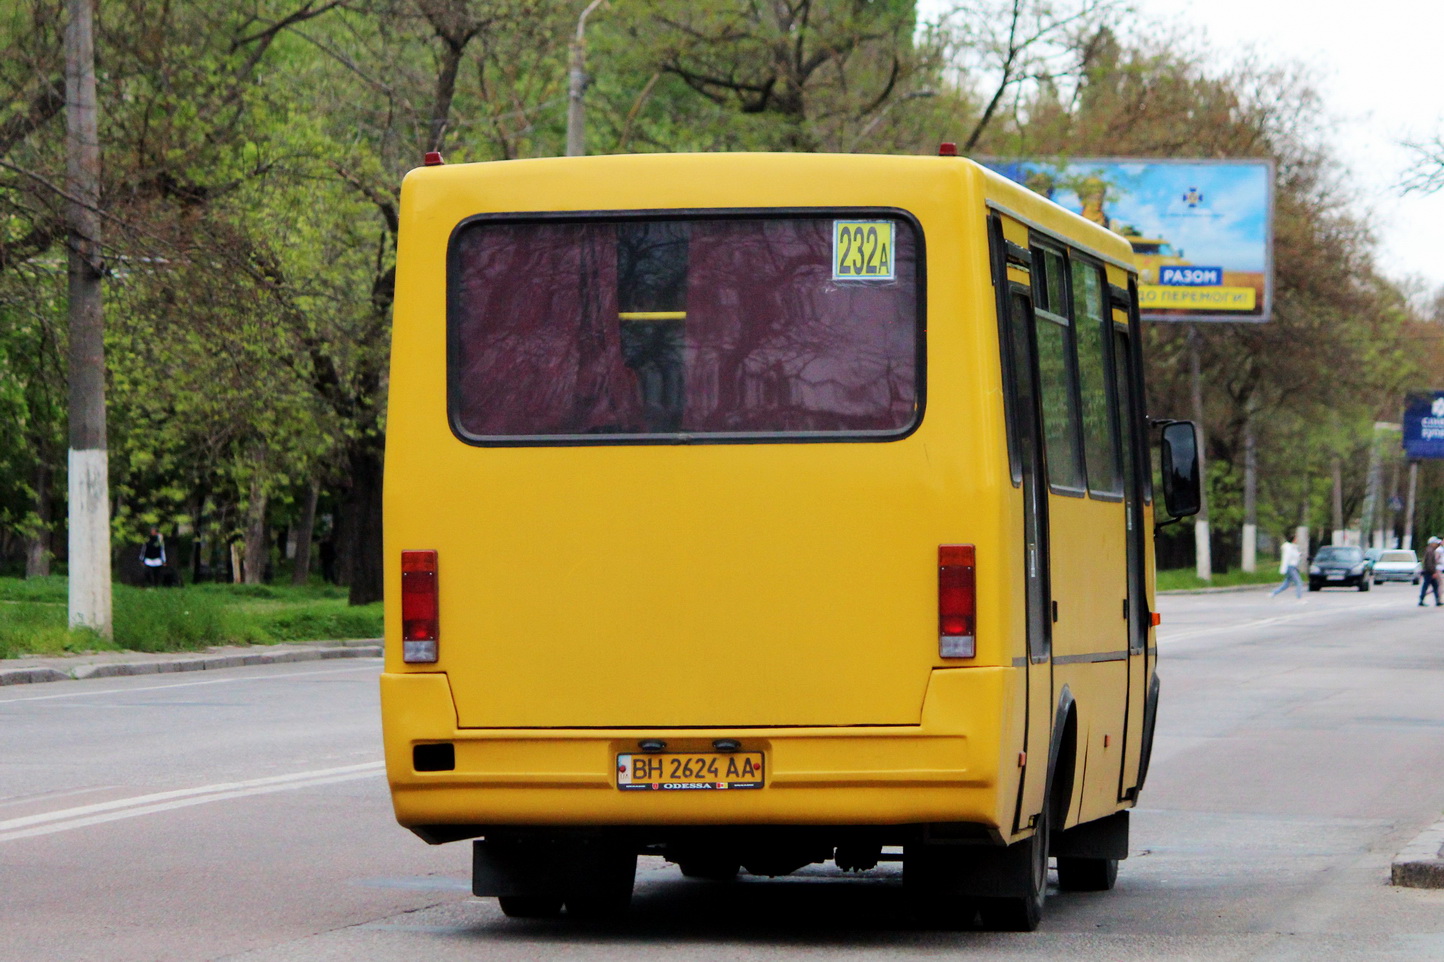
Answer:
[1419,536,1442,607]
[140,527,166,588]
[1271,534,1304,600]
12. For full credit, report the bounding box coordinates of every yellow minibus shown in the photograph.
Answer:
[381,149,1201,930]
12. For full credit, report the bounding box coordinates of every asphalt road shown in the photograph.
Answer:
[3,584,1443,961]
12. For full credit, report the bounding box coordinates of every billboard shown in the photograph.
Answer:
[984,158,1274,322]
[1403,393,1444,459]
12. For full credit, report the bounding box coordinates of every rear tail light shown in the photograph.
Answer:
[939,544,976,658]
[401,550,439,663]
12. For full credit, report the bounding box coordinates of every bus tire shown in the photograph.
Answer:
[1055,856,1118,892]
[976,801,1050,932]
[565,889,632,920]
[498,895,563,918]
[564,847,638,920]
[678,857,740,881]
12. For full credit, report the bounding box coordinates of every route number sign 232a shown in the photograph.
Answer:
[833,220,896,281]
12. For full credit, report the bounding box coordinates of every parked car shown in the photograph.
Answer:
[1371,549,1423,584]
[1309,545,1373,591]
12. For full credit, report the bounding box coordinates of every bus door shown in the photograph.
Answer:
[1112,293,1149,797]
[1002,277,1053,833]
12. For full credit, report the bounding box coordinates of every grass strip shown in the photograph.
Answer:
[0,576,381,659]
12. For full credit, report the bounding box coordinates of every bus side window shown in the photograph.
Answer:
[1070,259,1122,497]
[1112,325,1138,507]
[1031,244,1084,492]
[989,215,1023,486]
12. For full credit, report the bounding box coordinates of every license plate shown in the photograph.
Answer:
[1327,574,1344,580]
[616,752,765,791]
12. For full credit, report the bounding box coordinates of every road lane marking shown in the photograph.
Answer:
[0,761,385,843]
[0,785,122,809]
[0,662,380,705]
[1160,596,1417,643]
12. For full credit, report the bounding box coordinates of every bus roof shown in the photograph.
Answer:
[401,151,1137,274]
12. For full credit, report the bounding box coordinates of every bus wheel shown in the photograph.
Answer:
[498,895,563,918]
[977,804,1050,932]
[916,894,979,930]
[678,857,740,881]
[1056,856,1118,892]
[565,888,632,921]
[564,848,637,920]
[901,846,980,929]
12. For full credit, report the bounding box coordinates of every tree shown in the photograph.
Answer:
[630,0,930,152]
[972,29,1431,564]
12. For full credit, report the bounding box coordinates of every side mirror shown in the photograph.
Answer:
[1158,420,1202,523]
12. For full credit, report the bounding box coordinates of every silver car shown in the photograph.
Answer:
[1371,549,1423,584]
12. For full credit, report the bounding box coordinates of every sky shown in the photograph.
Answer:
[922,0,1444,294]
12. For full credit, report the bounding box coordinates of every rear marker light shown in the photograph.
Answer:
[401,550,439,664]
[939,544,976,658]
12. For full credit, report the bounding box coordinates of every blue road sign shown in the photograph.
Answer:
[1403,393,1444,459]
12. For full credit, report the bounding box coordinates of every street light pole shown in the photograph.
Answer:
[566,0,607,157]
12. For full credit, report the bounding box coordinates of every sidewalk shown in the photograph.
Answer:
[0,638,382,686]
[1393,817,1444,889]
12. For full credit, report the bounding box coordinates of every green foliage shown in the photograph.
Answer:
[0,0,1438,590]
[111,584,229,652]
[0,576,378,656]
[1156,564,1284,592]
[246,601,382,642]
[0,573,66,603]
[0,603,107,659]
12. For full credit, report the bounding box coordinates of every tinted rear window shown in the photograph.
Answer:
[1315,547,1362,562]
[448,214,921,443]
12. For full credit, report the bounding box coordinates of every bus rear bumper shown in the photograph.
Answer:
[382,667,1013,834]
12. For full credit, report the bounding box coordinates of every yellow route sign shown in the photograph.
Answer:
[832,220,895,281]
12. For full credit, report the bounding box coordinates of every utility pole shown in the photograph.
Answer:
[1188,327,1211,580]
[1367,422,1403,548]
[1404,460,1419,549]
[1241,399,1257,572]
[1361,432,1382,549]
[1331,456,1345,545]
[566,0,606,157]
[65,0,112,639]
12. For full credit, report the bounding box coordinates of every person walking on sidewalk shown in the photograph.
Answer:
[1420,536,1442,607]
[1271,536,1304,600]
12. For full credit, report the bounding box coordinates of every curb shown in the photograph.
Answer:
[0,667,71,685]
[0,641,382,687]
[1158,584,1275,595]
[1392,817,1444,888]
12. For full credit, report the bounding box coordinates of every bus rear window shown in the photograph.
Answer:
[448,214,921,443]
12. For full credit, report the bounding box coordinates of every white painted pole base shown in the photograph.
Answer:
[1242,523,1257,573]
[67,447,113,640]
[1195,519,1212,581]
